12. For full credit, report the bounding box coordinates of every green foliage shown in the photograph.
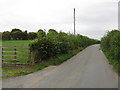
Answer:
[47,29,58,36]
[2,28,38,40]
[37,29,46,39]
[28,32,37,40]
[10,28,28,40]
[30,29,99,63]
[30,37,59,62]
[10,31,24,40]
[11,28,22,33]
[101,30,120,72]
[2,31,11,40]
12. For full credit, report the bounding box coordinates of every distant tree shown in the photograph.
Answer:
[37,29,46,39]
[2,31,11,40]
[23,30,28,40]
[10,28,24,40]
[11,28,22,33]
[47,29,58,36]
[10,31,25,40]
[28,32,37,40]
[0,32,1,37]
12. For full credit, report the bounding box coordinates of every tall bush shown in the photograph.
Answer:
[101,30,120,60]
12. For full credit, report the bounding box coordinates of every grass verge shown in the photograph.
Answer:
[2,47,84,79]
[101,48,120,73]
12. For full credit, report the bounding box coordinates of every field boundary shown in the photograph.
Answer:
[2,46,31,65]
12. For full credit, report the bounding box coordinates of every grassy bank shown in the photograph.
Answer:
[101,48,120,72]
[2,47,83,79]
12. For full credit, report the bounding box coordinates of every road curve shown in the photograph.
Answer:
[2,44,118,88]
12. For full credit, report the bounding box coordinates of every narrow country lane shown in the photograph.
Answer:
[2,44,118,88]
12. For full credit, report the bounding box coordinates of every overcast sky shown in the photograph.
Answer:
[0,0,119,39]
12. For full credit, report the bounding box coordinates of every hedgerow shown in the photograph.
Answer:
[101,30,120,72]
[29,29,99,63]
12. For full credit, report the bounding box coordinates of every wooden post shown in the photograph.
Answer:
[14,46,16,65]
[2,47,3,63]
[28,49,31,65]
[74,8,75,35]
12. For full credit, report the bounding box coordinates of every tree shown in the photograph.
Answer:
[47,29,58,36]
[28,32,37,40]
[37,29,46,39]
[2,31,11,40]
[11,28,22,33]
[10,28,24,40]
[23,30,28,40]
[10,31,25,40]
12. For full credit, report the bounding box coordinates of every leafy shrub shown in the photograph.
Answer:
[29,37,59,62]
[101,30,120,71]
[101,30,120,60]
[37,29,46,38]
[30,29,99,63]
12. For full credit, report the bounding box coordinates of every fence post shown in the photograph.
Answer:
[28,48,31,65]
[14,46,16,66]
[2,47,3,64]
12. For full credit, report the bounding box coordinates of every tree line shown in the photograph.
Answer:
[2,28,39,40]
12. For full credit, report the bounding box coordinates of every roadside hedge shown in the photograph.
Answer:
[29,29,99,63]
[101,30,120,72]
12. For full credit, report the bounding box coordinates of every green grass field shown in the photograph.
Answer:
[2,40,31,47]
[2,40,32,64]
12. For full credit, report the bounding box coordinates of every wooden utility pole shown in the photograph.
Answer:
[118,1,120,30]
[74,8,76,35]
